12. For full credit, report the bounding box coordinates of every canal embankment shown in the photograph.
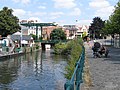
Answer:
[0,46,41,60]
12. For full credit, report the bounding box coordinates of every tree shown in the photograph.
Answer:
[50,28,66,41]
[30,34,36,40]
[110,1,120,34]
[102,1,120,46]
[89,17,105,39]
[0,7,20,37]
[103,1,120,34]
[102,20,115,35]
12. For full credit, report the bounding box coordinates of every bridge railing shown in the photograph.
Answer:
[35,40,67,43]
[64,46,85,90]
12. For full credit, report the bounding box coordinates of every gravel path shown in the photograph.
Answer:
[84,40,120,90]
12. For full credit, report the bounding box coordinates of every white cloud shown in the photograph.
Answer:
[28,11,47,17]
[50,12,64,16]
[38,6,46,9]
[70,8,81,16]
[76,20,92,26]
[52,0,76,9]
[13,9,47,20]
[50,12,64,19]
[89,0,110,9]
[13,9,26,18]
[12,0,30,4]
[89,0,115,20]
[12,0,19,3]
[94,6,114,19]
[22,0,30,4]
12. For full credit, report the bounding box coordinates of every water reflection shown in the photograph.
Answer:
[0,50,67,90]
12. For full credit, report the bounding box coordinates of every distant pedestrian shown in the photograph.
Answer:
[87,37,90,43]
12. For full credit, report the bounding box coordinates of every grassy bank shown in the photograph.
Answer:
[53,37,83,79]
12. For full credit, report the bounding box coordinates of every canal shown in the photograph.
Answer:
[0,49,68,90]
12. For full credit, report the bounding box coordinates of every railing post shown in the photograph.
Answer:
[64,81,74,90]
[64,46,85,90]
[76,62,81,90]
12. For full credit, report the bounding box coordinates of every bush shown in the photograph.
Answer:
[36,44,39,49]
[53,42,67,54]
[53,37,83,79]
[64,40,82,79]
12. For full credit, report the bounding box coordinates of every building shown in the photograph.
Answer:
[63,25,89,39]
[9,32,34,47]
[20,20,57,40]
[76,25,89,37]
[63,25,78,39]
[42,26,58,40]
[20,25,41,39]
[20,19,89,40]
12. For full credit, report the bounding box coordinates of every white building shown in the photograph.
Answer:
[20,20,41,38]
[21,25,41,38]
[76,25,89,37]
[63,25,89,39]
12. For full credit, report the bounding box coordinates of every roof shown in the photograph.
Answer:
[63,25,76,27]
[11,35,32,41]
[13,32,21,35]
[63,25,78,31]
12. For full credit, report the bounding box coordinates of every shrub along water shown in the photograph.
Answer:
[53,37,83,79]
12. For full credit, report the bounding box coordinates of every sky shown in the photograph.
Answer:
[0,0,119,26]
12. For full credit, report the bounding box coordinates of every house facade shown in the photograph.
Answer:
[9,32,34,47]
[76,25,89,37]
[63,25,78,39]
[21,25,41,39]
[63,25,89,39]
[42,26,58,40]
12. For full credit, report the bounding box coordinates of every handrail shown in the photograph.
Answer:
[64,46,85,90]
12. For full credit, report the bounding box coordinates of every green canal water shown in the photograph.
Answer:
[0,50,68,90]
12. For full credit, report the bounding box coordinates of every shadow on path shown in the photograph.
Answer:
[84,40,120,90]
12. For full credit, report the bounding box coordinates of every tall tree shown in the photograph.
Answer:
[89,17,105,39]
[102,1,120,46]
[103,1,120,34]
[50,28,66,41]
[110,1,120,34]
[0,7,20,37]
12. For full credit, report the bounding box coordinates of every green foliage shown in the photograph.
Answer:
[89,17,105,39]
[50,28,66,41]
[103,1,120,35]
[53,37,83,79]
[53,42,67,54]
[36,44,39,49]
[102,20,115,35]
[30,34,36,40]
[65,39,82,79]
[0,7,20,37]
[112,1,120,34]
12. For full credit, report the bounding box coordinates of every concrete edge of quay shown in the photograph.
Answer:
[0,47,41,60]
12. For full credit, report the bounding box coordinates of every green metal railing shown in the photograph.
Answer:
[64,46,85,90]
[35,40,67,43]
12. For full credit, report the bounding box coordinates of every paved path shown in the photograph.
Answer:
[84,40,120,90]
